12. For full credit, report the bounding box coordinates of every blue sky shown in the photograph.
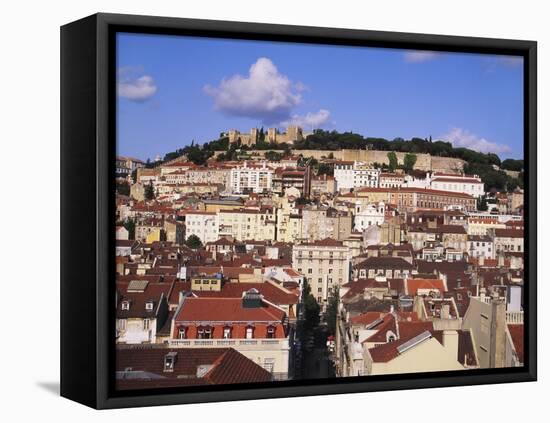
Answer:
[117,32,524,161]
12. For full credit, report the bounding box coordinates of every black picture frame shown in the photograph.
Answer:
[60,12,537,409]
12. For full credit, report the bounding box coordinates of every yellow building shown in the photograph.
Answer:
[190,274,223,292]
[275,196,304,243]
[145,228,162,243]
[218,208,276,242]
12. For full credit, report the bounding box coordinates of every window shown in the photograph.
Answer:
[266,326,276,339]
[145,301,154,311]
[263,358,275,373]
[308,268,313,274]
[164,353,177,372]
[223,327,232,339]
[177,327,186,339]
[117,319,126,331]
[121,301,130,310]
[197,327,212,339]
[318,287,323,293]
[143,319,150,330]
[245,326,254,339]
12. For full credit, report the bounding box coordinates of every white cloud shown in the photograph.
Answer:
[280,109,331,129]
[204,57,303,124]
[441,127,511,154]
[403,50,440,63]
[118,70,157,102]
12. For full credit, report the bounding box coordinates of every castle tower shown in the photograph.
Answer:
[228,129,240,144]
[286,125,303,142]
[267,128,277,143]
[250,127,259,144]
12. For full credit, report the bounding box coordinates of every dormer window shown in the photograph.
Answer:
[266,326,276,339]
[145,300,154,311]
[197,326,212,339]
[245,326,254,339]
[177,327,186,339]
[121,301,130,311]
[164,352,177,372]
[223,326,232,339]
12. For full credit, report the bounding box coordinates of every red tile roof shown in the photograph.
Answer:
[404,278,446,296]
[115,347,271,389]
[508,324,524,363]
[494,228,524,238]
[174,297,286,323]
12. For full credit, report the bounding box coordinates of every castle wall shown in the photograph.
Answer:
[210,148,465,174]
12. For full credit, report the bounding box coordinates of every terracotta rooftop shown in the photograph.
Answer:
[115,347,271,389]
[174,297,286,323]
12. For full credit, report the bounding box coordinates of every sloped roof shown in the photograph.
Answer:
[508,324,524,363]
[174,297,285,323]
[115,347,271,389]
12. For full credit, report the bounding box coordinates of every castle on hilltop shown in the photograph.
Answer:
[227,125,307,146]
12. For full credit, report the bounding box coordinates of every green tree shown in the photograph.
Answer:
[184,145,211,165]
[185,234,203,249]
[477,196,488,211]
[144,181,155,201]
[302,279,321,331]
[403,153,417,173]
[501,159,524,172]
[387,151,398,172]
[123,219,136,240]
[317,163,334,176]
[325,287,339,336]
[265,150,283,161]
[116,181,130,196]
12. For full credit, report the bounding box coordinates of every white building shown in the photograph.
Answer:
[403,171,431,189]
[467,235,495,260]
[430,174,485,198]
[184,211,219,244]
[354,202,386,232]
[230,161,274,194]
[292,238,350,305]
[334,161,380,191]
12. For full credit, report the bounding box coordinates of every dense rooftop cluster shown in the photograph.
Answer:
[114,150,524,388]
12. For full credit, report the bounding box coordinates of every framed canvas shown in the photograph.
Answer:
[60,13,537,409]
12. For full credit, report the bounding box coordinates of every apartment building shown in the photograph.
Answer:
[169,290,292,379]
[301,206,352,242]
[334,161,380,191]
[183,211,219,244]
[230,162,274,194]
[292,238,351,304]
[218,208,276,242]
[430,173,485,198]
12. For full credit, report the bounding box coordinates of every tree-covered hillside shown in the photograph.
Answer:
[157,129,523,192]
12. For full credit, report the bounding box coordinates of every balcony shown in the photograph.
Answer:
[506,310,524,324]
[169,338,289,350]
